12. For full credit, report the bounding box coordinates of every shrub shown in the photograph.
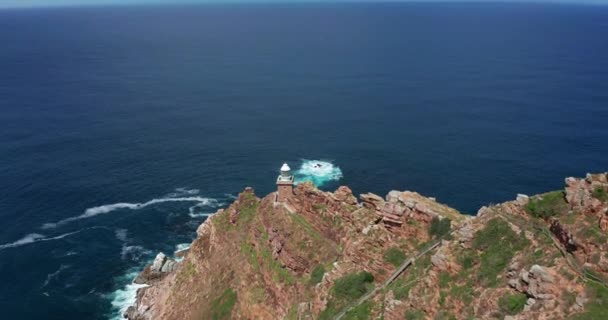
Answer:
[429,217,452,238]
[524,191,568,219]
[384,247,406,267]
[592,187,608,202]
[309,265,325,285]
[319,272,375,320]
[333,271,375,301]
[498,293,527,315]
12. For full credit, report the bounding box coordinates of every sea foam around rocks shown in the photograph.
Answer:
[109,269,148,320]
[294,160,343,187]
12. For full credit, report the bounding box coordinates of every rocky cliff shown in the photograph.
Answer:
[125,173,608,320]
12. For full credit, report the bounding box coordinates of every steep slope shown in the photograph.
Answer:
[125,174,608,320]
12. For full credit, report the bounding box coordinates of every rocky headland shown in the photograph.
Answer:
[125,173,608,320]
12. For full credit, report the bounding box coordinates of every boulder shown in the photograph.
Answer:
[386,191,401,204]
[151,253,167,273]
[360,193,384,210]
[334,186,358,205]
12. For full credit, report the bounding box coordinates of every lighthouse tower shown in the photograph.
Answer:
[276,163,294,202]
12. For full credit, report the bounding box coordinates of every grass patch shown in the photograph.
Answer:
[438,271,451,288]
[240,241,260,272]
[429,217,452,239]
[498,293,527,315]
[210,288,237,320]
[592,187,608,202]
[290,213,322,241]
[343,301,372,320]
[570,282,608,319]
[259,246,295,285]
[319,272,375,320]
[405,310,426,320]
[384,247,406,267]
[309,265,326,285]
[450,284,474,305]
[473,218,530,287]
[524,191,568,219]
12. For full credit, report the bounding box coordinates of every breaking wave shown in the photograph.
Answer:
[42,196,219,229]
[0,227,104,251]
[294,160,343,187]
[108,269,148,320]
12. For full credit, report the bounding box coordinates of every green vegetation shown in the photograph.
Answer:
[319,272,375,320]
[450,284,474,305]
[524,191,568,219]
[177,260,197,282]
[309,265,326,285]
[383,247,406,267]
[592,187,608,202]
[240,241,260,272]
[570,282,608,319]
[473,218,530,287]
[333,271,375,300]
[438,271,451,288]
[210,288,237,320]
[498,293,527,315]
[343,301,371,320]
[404,310,426,320]
[429,217,452,239]
[290,213,322,241]
[259,246,295,284]
[459,253,475,270]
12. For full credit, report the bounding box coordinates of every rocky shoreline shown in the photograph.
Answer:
[125,173,608,320]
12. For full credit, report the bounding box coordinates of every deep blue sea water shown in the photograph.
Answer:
[1,2,608,319]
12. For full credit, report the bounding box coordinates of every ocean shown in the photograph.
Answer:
[0,2,607,319]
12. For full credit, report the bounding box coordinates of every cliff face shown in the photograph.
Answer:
[126,174,608,320]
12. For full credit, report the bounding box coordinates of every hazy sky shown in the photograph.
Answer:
[1,0,607,8]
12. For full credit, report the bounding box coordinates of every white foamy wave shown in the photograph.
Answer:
[109,269,148,320]
[188,202,215,218]
[175,243,190,253]
[294,160,343,187]
[42,196,218,229]
[0,228,99,251]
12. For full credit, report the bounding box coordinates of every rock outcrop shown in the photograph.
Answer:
[124,173,608,320]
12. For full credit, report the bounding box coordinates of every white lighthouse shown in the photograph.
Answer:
[276,163,294,202]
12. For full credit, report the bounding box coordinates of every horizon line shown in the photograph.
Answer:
[1,0,607,10]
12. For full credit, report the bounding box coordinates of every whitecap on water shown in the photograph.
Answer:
[42,196,219,229]
[294,160,343,187]
[0,227,106,251]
